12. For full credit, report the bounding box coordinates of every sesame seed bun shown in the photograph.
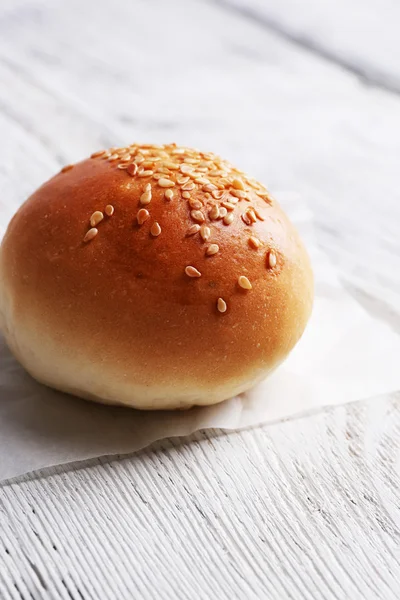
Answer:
[0,143,313,410]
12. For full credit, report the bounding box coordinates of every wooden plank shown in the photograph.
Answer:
[217,0,400,92]
[1,398,400,599]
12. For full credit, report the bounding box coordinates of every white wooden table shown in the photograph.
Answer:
[1,1,399,598]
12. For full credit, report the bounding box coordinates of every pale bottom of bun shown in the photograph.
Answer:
[1,316,274,411]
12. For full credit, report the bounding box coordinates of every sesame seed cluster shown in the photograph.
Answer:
[79,142,278,314]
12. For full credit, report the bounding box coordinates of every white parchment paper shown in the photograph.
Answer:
[1,194,399,481]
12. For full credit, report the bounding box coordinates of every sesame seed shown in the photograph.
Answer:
[230,189,247,199]
[90,211,104,227]
[182,182,195,191]
[191,210,205,223]
[202,184,217,192]
[144,183,152,192]
[195,177,209,185]
[249,236,261,249]
[186,224,201,236]
[163,161,180,170]
[84,228,98,242]
[120,154,132,162]
[105,204,114,216]
[117,163,128,169]
[232,178,245,190]
[165,189,173,201]
[177,176,190,185]
[138,170,154,177]
[211,190,224,200]
[253,207,265,221]
[268,251,277,268]
[185,266,201,278]
[137,209,150,225]
[241,212,252,226]
[180,164,193,174]
[142,160,154,169]
[182,191,191,199]
[200,225,211,241]
[151,222,161,236]
[152,173,163,180]
[238,276,252,290]
[209,205,220,220]
[108,154,119,161]
[206,244,219,256]
[158,178,175,188]
[140,191,152,205]
[184,158,199,164]
[218,207,228,218]
[247,209,257,223]
[91,150,106,158]
[126,163,138,176]
[61,164,74,173]
[189,198,203,210]
[223,213,234,225]
[135,156,145,164]
[217,298,227,313]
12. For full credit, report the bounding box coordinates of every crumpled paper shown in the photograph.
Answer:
[1,194,399,481]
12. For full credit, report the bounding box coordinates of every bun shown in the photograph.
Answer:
[0,143,313,409]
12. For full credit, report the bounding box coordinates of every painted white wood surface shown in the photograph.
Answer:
[0,0,399,598]
[219,0,400,92]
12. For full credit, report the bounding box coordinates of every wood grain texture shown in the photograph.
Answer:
[217,0,400,93]
[1,398,400,599]
[0,0,399,597]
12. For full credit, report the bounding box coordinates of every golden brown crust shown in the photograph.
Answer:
[0,144,313,409]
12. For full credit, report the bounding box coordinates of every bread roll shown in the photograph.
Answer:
[0,143,313,409]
